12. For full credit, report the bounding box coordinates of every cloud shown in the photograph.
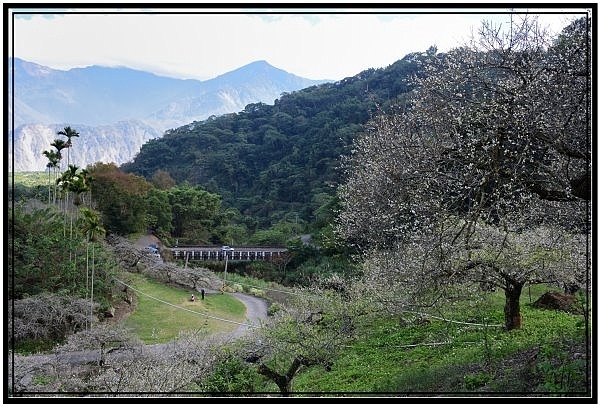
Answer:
[10,9,582,81]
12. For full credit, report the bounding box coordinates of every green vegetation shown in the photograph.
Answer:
[13,338,56,355]
[9,202,117,303]
[267,287,588,394]
[10,172,48,187]
[121,53,421,228]
[123,273,246,344]
[214,271,288,291]
[9,172,48,202]
[201,351,267,393]
[86,162,262,248]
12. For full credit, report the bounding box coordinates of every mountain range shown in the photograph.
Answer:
[8,58,329,171]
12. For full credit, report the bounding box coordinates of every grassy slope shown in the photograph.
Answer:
[291,284,589,394]
[123,273,246,344]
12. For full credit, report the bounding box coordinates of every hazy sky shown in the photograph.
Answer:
[8,5,588,81]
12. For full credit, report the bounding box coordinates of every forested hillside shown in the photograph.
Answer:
[10,58,327,171]
[121,51,426,226]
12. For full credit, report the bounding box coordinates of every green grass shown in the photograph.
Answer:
[123,273,247,344]
[213,271,295,300]
[13,338,57,355]
[290,286,589,394]
[214,271,278,290]
[10,172,49,187]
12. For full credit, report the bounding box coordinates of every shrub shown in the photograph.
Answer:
[464,372,493,390]
[9,294,92,352]
[201,355,261,393]
[267,303,282,316]
[248,287,266,298]
[535,341,589,393]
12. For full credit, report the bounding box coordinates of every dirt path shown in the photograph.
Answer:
[10,234,273,393]
[134,235,269,326]
[132,234,268,336]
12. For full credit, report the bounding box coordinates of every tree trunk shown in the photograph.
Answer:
[53,168,57,204]
[257,356,308,396]
[90,245,95,329]
[257,363,291,395]
[48,168,52,204]
[86,238,90,330]
[504,280,524,330]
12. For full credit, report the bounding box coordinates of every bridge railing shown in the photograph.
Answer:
[168,246,288,262]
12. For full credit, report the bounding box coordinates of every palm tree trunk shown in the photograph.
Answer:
[63,192,68,237]
[53,167,57,205]
[70,206,74,241]
[86,237,90,330]
[47,167,51,204]
[90,244,95,329]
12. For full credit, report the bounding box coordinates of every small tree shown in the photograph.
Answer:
[253,282,363,395]
[9,294,90,345]
[49,329,222,392]
[151,169,176,190]
[55,323,140,367]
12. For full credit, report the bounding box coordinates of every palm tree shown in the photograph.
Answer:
[50,139,67,206]
[50,139,67,169]
[68,166,89,207]
[42,150,59,204]
[80,207,105,329]
[57,126,80,167]
[58,164,81,238]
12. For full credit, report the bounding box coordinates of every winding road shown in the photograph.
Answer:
[132,233,269,337]
[13,290,268,370]
[230,292,269,336]
[13,234,269,368]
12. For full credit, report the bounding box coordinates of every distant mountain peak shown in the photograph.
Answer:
[10,57,329,171]
[215,60,289,79]
[246,59,271,66]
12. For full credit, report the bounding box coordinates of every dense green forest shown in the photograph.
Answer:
[121,51,425,226]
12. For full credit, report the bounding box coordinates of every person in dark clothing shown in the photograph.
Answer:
[201,289,205,300]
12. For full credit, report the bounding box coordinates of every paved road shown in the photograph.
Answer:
[14,234,269,368]
[231,292,268,337]
[14,291,268,368]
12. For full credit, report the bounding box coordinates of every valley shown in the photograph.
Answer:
[7,14,593,399]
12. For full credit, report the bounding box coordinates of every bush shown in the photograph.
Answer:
[9,294,92,352]
[267,303,282,316]
[464,372,493,390]
[535,340,589,393]
[248,287,266,298]
[201,355,261,393]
